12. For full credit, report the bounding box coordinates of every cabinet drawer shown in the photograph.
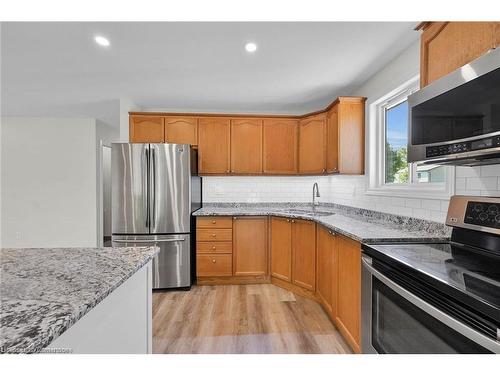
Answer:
[197,254,232,276]
[197,228,232,242]
[197,217,233,228]
[197,241,232,254]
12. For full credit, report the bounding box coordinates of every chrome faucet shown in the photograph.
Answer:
[312,182,321,207]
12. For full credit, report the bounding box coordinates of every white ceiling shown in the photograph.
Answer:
[1,22,419,126]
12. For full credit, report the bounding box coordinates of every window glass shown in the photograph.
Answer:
[385,101,409,183]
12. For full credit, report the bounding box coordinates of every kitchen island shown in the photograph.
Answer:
[0,246,158,354]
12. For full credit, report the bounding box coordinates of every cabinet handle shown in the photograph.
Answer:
[226,169,230,173]
[322,168,326,172]
[212,259,216,263]
[212,246,216,250]
[286,219,290,222]
[212,220,216,224]
[233,217,237,220]
[291,220,295,223]
[212,234,216,238]
[328,230,332,234]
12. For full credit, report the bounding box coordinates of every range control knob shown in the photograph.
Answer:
[473,204,484,213]
[479,212,489,221]
[495,214,500,224]
[488,205,498,215]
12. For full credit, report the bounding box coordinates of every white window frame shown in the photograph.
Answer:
[366,75,455,199]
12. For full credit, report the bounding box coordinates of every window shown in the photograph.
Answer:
[366,76,454,199]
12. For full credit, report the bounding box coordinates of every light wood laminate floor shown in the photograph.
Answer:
[152,284,352,354]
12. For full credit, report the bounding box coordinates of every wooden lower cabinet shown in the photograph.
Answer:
[197,254,232,276]
[233,217,268,276]
[316,225,337,318]
[292,219,316,291]
[270,217,292,282]
[335,235,361,353]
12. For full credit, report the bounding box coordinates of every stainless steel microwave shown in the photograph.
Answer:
[408,47,500,166]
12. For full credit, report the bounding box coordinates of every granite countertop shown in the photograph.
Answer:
[0,246,159,354]
[194,203,451,243]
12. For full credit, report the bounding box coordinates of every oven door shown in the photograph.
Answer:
[361,255,500,354]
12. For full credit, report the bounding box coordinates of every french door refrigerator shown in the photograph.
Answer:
[111,143,201,289]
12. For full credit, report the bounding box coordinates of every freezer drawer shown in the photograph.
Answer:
[112,234,191,289]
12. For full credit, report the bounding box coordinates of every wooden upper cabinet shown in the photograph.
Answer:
[230,119,263,174]
[338,98,365,175]
[316,225,337,317]
[164,116,198,145]
[129,115,165,143]
[198,117,231,174]
[336,235,361,353]
[233,217,268,276]
[263,118,298,174]
[292,219,316,291]
[270,217,292,282]
[326,106,339,173]
[298,114,326,174]
[420,22,500,87]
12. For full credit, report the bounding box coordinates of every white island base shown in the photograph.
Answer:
[47,262,153,354]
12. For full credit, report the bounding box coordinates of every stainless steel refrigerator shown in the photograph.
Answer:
[111,143,201,289]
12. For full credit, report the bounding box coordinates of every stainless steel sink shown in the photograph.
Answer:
[283,209,334,217]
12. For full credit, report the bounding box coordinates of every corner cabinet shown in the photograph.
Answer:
[419,22,500,87]
[298,114,326,174]
[316,225,337,318]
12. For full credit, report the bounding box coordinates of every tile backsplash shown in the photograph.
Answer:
[202,166,500,223]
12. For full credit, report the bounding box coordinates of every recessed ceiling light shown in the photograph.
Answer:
[94,35,110,47]
[245,42,257,53]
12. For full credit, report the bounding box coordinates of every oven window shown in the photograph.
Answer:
[411,67,500,145]
[371,278,491,353]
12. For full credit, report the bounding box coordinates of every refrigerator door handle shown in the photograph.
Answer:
[144,146,150,228]
[112,238,186,243]
[151,146,157,229]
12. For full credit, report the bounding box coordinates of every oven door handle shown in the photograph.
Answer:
[362,256,500,353]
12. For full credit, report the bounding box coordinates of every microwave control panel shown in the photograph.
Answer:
[426,135,500,158]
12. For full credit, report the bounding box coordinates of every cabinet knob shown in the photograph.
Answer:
[212,234,216,237]
[226,169,230,173]
[212,259,216,263]
[328,230,332,234]
[212,246,216,250]
[322,168,326,172]
[233,217,237,220]
[212,220,216,224]
[291,219,295,223]
[286,219,290,222]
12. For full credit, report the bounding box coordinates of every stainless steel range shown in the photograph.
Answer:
[361,195,500,354]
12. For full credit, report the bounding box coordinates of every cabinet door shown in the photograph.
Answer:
[198,117,231,174]
[292,219,316,291]
[263,118,298,174]
[420,22,500,87]
[326,106,339,173]
[316,225,336,317]
[164,117,198,145]
[336,235,361,353]
[230,119,263,174]
[338,100,365,174]
[298,114,326,174]
[233,217,268,276]
[270,217,292,282]
[129,115,165,143]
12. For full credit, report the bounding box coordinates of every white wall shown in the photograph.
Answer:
[202,41,500,223]
[1,117,99,247]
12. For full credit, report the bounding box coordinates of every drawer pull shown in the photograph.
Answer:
[212,246,216,250]
[286,219,290,222]
[212,234,216,238]
[212,220,216,224]
[212,259,216,263]
[291,219,295,223]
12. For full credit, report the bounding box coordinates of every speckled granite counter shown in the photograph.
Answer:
[0,246,158,354]
[193,203,451,243]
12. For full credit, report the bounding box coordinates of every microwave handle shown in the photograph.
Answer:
[361,256,500,353]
